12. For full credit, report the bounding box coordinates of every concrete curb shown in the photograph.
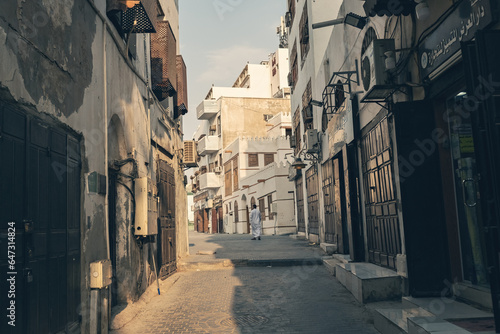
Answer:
[178,258,324,271]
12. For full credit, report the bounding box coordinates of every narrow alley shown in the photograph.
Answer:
[110,232,378,334]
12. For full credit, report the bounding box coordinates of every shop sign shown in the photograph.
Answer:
[419,0,493,78]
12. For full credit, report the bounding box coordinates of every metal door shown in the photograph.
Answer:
[361,117,401,269]
[157,160,176,279]
[306,165,319,235]
[295,177,306,233]
[0,104,81,334]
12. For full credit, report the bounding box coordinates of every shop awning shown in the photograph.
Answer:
[363,0,416,17]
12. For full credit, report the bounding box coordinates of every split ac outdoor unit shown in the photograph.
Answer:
[360,39,395,102]
[134,177,158,236]
[183,140,198,167]
[304,129,319,154]
[214,166,223,174]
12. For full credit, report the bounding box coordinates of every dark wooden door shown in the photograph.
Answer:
[295,177,306,233]
[157,160,176,279]
[361,117,401,269]
[306,165,319,235]
[0,104,81,334]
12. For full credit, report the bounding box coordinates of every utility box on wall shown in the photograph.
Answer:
[90,260,112,289]
[135,177,159,235]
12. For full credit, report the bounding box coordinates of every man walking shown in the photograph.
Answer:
[250,204,261,240]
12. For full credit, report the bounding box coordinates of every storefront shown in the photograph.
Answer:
[407,0,500,326]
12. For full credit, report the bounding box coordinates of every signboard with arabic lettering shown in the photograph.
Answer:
[419,0,493,79]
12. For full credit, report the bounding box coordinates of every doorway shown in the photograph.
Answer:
[447,92,489,286]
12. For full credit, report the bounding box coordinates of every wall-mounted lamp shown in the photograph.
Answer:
[415,0,430,21]
[312,12,367,30]
[292,157,307,170]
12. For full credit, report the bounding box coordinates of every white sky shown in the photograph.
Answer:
[179,0,287,140]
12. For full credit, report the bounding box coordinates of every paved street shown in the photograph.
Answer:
[111,232,379,334]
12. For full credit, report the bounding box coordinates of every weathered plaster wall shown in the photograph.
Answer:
[221,97,291,148]
[0,0,187,332]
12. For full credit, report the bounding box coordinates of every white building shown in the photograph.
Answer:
[222,114,295,235]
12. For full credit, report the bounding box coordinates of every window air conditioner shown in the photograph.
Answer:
[304,129,319,154]
[183,140,198,167]
[214,166,223,174]
[361,39,395,102]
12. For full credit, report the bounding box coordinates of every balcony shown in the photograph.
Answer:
[199,172,220,190]
[197,136,219,156]
[197,100,218,120]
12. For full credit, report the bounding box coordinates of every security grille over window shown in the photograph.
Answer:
[151,21,177,101]
[323,80,346,115]
[107,0,157,33]
[176,55,188,117]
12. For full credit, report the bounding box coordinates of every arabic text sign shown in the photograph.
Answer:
[419,0,493,78]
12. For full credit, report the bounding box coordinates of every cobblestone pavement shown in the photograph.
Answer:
[111,265,378,334]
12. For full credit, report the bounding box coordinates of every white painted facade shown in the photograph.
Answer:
[222,134,295,235]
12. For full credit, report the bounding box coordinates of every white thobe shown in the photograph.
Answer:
[250,208,262,238]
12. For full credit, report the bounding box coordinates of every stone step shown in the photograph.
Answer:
[323,258,339,276]
[407,317,472,334]
[320,242,337,254]
[374,307,433,334]
[336,262,402,303]
[373,296,495,334]
[402,296,493,320]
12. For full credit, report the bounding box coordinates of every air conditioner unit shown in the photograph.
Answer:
[134,177,158,236]
[183,140,198,167]
[360,39,395,102]
[214,166,223,174]
[304,129,319,154]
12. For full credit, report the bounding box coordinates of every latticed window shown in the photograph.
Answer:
[299,2,310,65]
[151,21,177,102]
[259,198,266,219]
[248,154,259,167]
[293,106,301,156]
[233,167,239,191]
[264,154,274,166]
[224,163,232,196]
[290,41,298,90]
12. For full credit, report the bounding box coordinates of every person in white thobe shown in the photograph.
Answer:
[250,204,261,240]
